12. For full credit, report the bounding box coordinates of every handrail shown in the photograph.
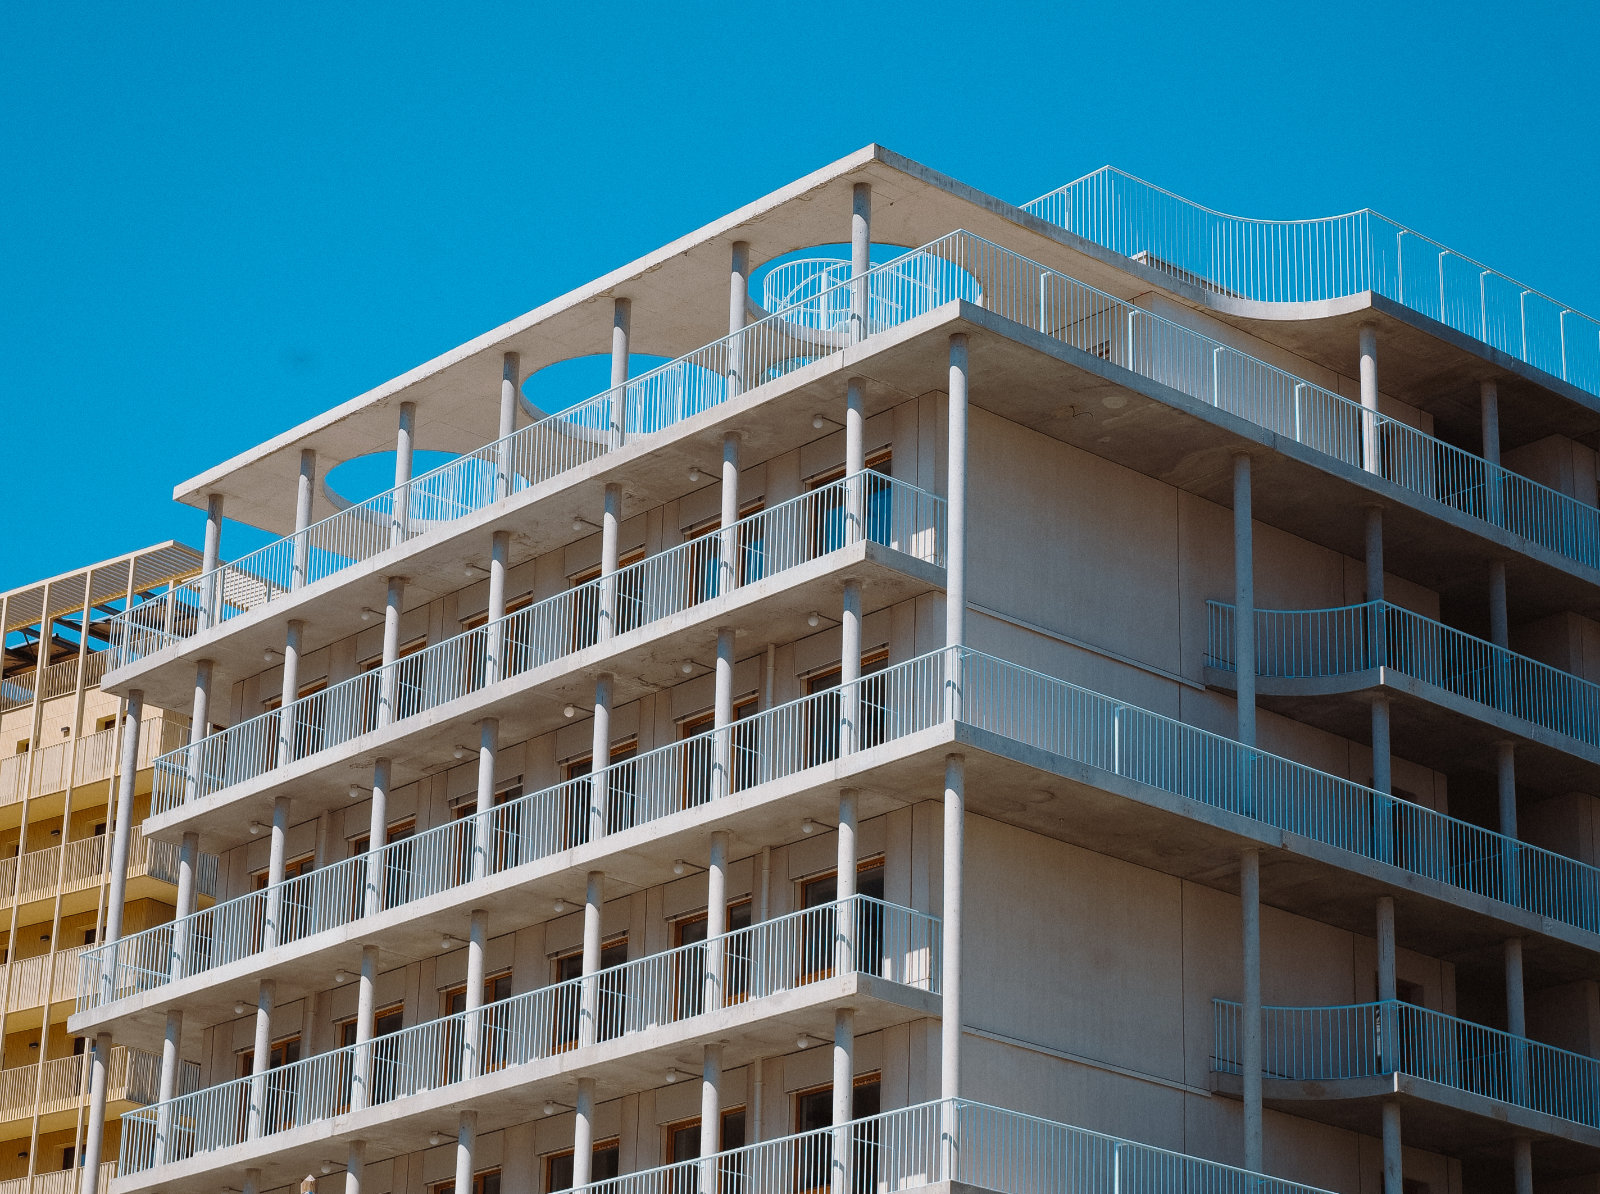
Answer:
[0,714,190,810]
[1214,997,1600,1131]
[147,471,944,816]
[118,896,938,1172]
[1023,165,1600,395]
[85,647,1600,1014]
[1207,599,1600,750]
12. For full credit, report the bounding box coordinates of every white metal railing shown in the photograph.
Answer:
[147,471,944,816]
[1207,599,1600,751]
[119,896,937,1172]
[0,826,218,910]
[1215,998,1600,1131]
[1024,166,1600,396]
[0,715,189,810]
[0,1163,117,1194]
[85,647,1600,1015]
[0,944,90,1011]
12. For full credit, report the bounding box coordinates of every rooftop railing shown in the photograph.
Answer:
[84,647,1600,1015]
[119,895,937,1172]
[1207,599,1600,751]
[1024,166,1600,396]
[1214,997,1600,1132]
[0,714,189,810]
[147,471,944,816]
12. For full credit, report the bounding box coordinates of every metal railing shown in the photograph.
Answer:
[0,1047,178,1123]
[119,896,937,1172]
[0,1163,117,1194]
[0,714,189,810]
[147,471,944,816]
[0,826,218,908]
[1207,599,1600,751]
[0,652,112,715]
[1024,166,1600,395]
[0,944,90,1011]
[1215,997,1600,1131]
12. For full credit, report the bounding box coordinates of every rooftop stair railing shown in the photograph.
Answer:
[118,895,938,1173]
[1207,599,1600,749]
[0,714,189,810]
[1214,997,1600,1131]
[85,648,1600,1016]
[1024,166,1600,395]
[147,472,944,817]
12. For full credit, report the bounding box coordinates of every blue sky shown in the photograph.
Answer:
[2,0,1597,593]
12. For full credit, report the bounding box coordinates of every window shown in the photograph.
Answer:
[665,1107,747,1187]
[337,1004,405,1107]
[452,781,524,879]
[794,1076,880,1194]
[673,900,753,1015]
[803,650,889,767]
[682,498,767,604]
[95,714,117,733]
[552,937,629,1050]
[806,450,892,557]
[348,819,417,914]
[261,678,329,762]
[237,1034,302,1136]
[678,698,759,809]
[570,549,646,650]
[251,855,316,945]
[13,740,28,755]
[461,593,537,683]
[545,1140,619,1194]
[431,1168,501,1194]
[800,859,886,981]
[442,971,513,1077]
[359,637,430,728]
[563,741,639,839]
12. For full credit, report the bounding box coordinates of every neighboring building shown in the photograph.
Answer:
[66,147,1600,1194]
[0,545,214,1194]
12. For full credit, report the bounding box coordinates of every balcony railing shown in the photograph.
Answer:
[148,471,944,817]
[0,1162,117,1194]
[1207,599,1600,751]
[1214,997,1600,1132]
[0,1046,182,1123]
[84,648,1600,1015]
[1023,166,1600,396]
[0,652,112,715]
[0,944,91,1012]
[119,896,937,1173]
[0,826,218,908]
[110,230,1600,671]
[0,715,189,810]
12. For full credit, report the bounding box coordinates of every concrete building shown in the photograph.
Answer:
[66,148,1600,1194]
[0,545,213,1194]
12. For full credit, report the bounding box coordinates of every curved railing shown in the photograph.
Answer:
[147,472,944,816]
[1215,998,1600,1131]
[119,896,938,1172]
[1207,599,1600,751]
[1024,166,1600,395]
[84,646,1600,1015]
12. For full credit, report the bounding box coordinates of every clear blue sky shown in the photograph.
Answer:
[3,1,1596,593]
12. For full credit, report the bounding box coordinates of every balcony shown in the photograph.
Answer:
[0,652,111,716]
[116,897,938,1190]
[0,827,218,922]
[1206,599,1600,789]
[0,1163,116,1194]
[1023,166,1600,401]
[1213,998,1600,1170]
[0,1047,182,1134]
[0,945,92,1029]
[79,648,1600,1047]
[0,716,190,834]
[106,233,1600,702]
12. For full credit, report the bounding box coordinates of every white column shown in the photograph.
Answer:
[609,300,631,449]
[589,674,613,841]
[946,336,967,651]
[599,483,621,642]
[486,529,510,684]
[850,182,871,342]
[276,618,304,766]
[698,1042,723,1179]
[247,978,275,1138]
[364,758,391,917]
[830,1007,856,1194]
[291,448,316,590]
[498,351,520,495]
[78,1033,113,1194]
[941,755,964,1100]
[151,1009,182,1166]
[379,576,405,727]
[1233,455,1256,746]
[1377,896,1397,1071]
[1512,1136,1533,1194]
[1381,1101,1403,1194]
[836,790,858,974]
[199,493,224,630]
[472,718,497,883]
[705,831,728,1011]
[719,432,740,596]
[1240,849,1262,1173]
[728,242,750,396]
[464,908,487,1078]
[579,870,604,1048]
[1359,323,1381,475]
[345,1140,365,1194]
[1490,561,1509,648]
[103,691,143,944]
[714,628,735,799]
[572,1077,597,1188]
[391,400,416,545]
[454,1110,479,1194]
[350,944,378,1111]
[262,794,291,948]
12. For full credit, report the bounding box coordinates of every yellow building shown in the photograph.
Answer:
[0,545,210,1194]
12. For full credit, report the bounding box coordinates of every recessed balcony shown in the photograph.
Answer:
[0,1047,184,1138]
[1213,998,1600,1172]
[1205,599,1600,790]
[0,826,218,923]
[114,896,938,1193]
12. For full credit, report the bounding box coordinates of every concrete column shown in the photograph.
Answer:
[277,619,304,766]
[169,826,201,982]
[719,432,740,596]
[1233,455,1256,746]
[698,1042,723,1172]
[391,400,416,545]
[1365,506,1385,604]
[103,691,144,944]
[291,448,317,590]
[1371,697,1392,796]
[152,1009,182,1165]
[728,241,750,396]
[1377,896,1397,1071]
[183,658,214,811]
[1381,1101,1403,1194]
[1240,848,1263,1173]
[345,1140,365,1194]
[946,336,968,652]
[1359,323,1381,475]
[465,908,487,1078]
[454,1109,479,1194]
[850,182,872,342]
[836,790,858,974]
[243,1171,262,1194]
[840,582,862,758]
[1506,936,1526,1035]
[714,628,735,799]
[599,484,621,642]
[78,1032,113,1194]
[363,755,392,914]
[1481,379,1502,464]
[1512,1137,1533,1194]
[589,674,613,842]
[1499,741,1521,906]
[263,793,291,948]
[351,944,378,1111]
[247,978,275,1138]
[378,576,405,728]
[830,1007,855,1194]
[486,529,510,685]
[498,351,520,495]
[571,1077,596,1187]
[941,754,964,1100]
[472,718,497,883]
[579,870,604,1048]
[705,831,729,1011]
[199,493,224,630]
[1489,561,1509,648]
[609,299,631,449]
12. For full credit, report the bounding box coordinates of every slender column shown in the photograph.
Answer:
[345,1140,365,1194]
[836,790,858,974]
[1377,896,1397,1071]
[1499,742,1521,905]
[498,351,520,494]
[1489,561,1509,648]
[1483,379,1505,527]
[946,336,968,651]
[1359,323,1381,475]
[291,448,316,589]
[1506,936,1526,1035]
[941,755,964,1099]
[378,576,405,727]
[579,870,604,1048]
[263,794,291,947]
[728,242,750,396]
[589,674,613,841]
[1381,1101,1403,1194]
[276,619,304,765]
[831,785,860,1194]
[454,1109,479,1194]
[1512,1137,1533,1194]
[609,300,631,449]
[705,831,729,1010]
[850,182,872,342]
[1240,849,1263,1173]
[364,759,391,917]
[199,493,224,630]
[840,582,862,758]
[151,1009,182,1165]
[713,628,735,799]
[472,718,497,883]
[103,692,144,944]
[1232,456,1256,750]
[1371,697,1392,797]
[391,400,416,545]
[486,529,510,684]
[243,1171,262,1194]
[183,658,213,810]
[1366,504,1386,668]
[78,1033,113,1194]
[598,484,621,642]
[719,432,740,595]
[830,1007,856,1194]
[350,944,378,1111]
[464,908,487,1077]
[247,979,275,1138]
[699,1042,724,1180]
[571,1077,596,1188]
